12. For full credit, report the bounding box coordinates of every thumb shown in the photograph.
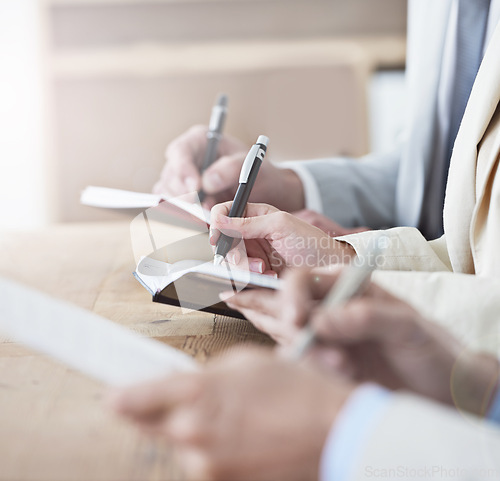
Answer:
[202,153,244,195]
[106,373,202,420]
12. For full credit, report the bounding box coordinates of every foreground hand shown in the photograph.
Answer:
[210,203,356,274]
[292,209,370,237]
[108,348,355,481]
[219,266,343,344]
[153,125,305,211]
[282,270,500,413]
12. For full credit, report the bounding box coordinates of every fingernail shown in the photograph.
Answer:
[227,250,241,264]
[219,291,234,302]
[249,259,264,274]
[184,176,198,192]
[209,227,216,244]
[205,171,223,190]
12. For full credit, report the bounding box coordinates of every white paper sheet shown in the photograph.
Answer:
[0,277,197,387]
[80,186,210,223]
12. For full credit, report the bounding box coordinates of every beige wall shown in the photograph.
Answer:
[44,0,407,222]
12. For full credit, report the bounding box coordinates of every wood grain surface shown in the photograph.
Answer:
[0,222,274,481]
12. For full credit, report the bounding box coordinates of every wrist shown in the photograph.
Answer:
[451,352,500,417]
[327,240,357,266]
[320,384,392,481]
[312,379,357,481]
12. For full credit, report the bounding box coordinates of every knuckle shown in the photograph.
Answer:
[190,124,207,134]
[240,216,253,227]
[274,211,292,227]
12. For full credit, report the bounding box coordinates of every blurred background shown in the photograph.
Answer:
[0,0,407,230]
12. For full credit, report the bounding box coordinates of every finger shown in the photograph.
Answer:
[160,127,208,196]
[306,345,356,378]
[281,269,342,328]
[212,210,285,240]
[312,298,420,345]
[226,305,291,344]
[244,239,275,273]
[210,202,279,225]
[229,241,269,273]
[106,374,202,421]
[165,407,212,445]
[291,209,314,221]
[176,447,213,480]
[202,153,245,195]
[223,288,279,317]
[248,257,266,274]
[209,225,220,246]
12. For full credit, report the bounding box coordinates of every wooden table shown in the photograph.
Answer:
[0,222,273,481]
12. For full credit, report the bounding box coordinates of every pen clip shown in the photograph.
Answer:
[239,145,265,183]
[209,105,226,131]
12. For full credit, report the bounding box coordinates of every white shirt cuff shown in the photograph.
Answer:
[487,383,500,424]
[276,161,324,213]
[320,384,392,481]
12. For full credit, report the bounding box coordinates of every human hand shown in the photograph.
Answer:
[153,125,246,202]
[108,348,355,481]
[218,266,342,345]
[154,125,305,211]
[281,269,500,414]
[210,203,356,275]
[292,209,370,237]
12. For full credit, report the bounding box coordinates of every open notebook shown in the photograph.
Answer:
[135,256,281,320]
[81,186,281,319]
[0,278,197,387]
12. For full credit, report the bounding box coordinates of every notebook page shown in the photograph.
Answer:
[136,257,282,295]
[81,186,163,209]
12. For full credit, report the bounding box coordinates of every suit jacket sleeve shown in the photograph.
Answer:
[371,270,500,353]
[295,149,401,229]
[351,393,500,480]
[337,228,452,272]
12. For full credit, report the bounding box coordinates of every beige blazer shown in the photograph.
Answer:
[332,25,500,478]
[339,22,500,351]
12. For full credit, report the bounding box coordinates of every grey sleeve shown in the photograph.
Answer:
[299,149,401,229]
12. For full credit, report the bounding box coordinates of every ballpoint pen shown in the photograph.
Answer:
[198,93,228,203]
[287,242,383,360]
[213,135,269,266]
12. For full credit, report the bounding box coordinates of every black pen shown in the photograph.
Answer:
[287,240,384,360]
[213,135,269,266]
[198,93,228,203]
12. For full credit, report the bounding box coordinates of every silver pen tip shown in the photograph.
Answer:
[213,255,224,266]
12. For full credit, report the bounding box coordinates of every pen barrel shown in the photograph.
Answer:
[200,134,220,173]
[228,160,262,217]
[215,158,262,259]
[214,183,248,258]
